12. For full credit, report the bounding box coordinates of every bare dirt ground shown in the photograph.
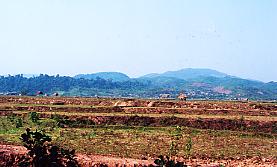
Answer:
[1,144,276,167]
[1,97,276,133]
[1,96,276,166]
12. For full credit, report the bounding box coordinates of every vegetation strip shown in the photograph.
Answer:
[2,104,276,116]
[10,111,277,122]
[4,111,273,133]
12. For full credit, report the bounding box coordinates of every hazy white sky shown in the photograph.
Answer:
[0,0,276,82]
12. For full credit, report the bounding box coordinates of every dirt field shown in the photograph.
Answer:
[0,96,276,166]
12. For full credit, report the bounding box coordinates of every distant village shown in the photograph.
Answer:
[0,91,59,97]
[0,90,251,102]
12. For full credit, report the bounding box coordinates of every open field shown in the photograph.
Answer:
[0,96,276,166]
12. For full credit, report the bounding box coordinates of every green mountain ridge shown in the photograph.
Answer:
[74,72,130,82]
[141,68,229,80]
[70,68,276,100]
[0,68,276,100]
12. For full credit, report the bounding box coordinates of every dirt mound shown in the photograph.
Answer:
[114,100,139,107]
[1,96,277,113]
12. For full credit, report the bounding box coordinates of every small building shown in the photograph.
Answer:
[239,98,249,102]
[159,94,171,99]
[53,92,59,96]
[36,91,43,96]
[5,92,19,96]
[177,93,187,101]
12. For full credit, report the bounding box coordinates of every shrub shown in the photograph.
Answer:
[154,155,186,167]
[7,114,17,122]
[7,114,23,128]
[16,117,23,128]
[174,126,182,139]
[169,141,178,157]
[28,112,40,123]
[18,128,79,167]
[184,137,193,157]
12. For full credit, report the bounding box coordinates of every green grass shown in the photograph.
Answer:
[0,116,276,159]
[1,98,276,160]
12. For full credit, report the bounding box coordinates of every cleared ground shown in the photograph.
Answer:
[0,96,276,166]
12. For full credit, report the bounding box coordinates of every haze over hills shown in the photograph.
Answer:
[7,68,269,83]
[0,68,276,100]
[141,68,229,80]
[73,68,231,81]
[74,72,130,82]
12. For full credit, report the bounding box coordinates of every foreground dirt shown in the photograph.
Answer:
[1,97,276,166]
[0,144,276,167]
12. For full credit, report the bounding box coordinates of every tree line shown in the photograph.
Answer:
[0,74,147,96]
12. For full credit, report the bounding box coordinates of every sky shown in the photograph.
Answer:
[0,0,276,82]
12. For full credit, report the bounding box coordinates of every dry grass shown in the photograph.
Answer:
[1,116,276,159]
[0,97,276,161]
[12,111,277,122]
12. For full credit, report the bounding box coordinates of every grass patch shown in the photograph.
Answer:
[1,116,276,159]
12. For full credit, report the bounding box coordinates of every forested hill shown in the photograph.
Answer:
[0,74,146,97]
[0,73,276,100]
[74,72,130,81]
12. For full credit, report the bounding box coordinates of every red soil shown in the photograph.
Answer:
[1,144,276,167]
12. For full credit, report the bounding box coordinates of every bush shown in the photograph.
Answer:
[153,155,186,167]
[18,128,79,167]
[16,118,23,128]
[29,112,40,123]
[6,114,23,128]
[184,137,193,157]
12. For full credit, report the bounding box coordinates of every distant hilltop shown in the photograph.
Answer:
[140,68,230,80]
[74,72,130,82]
[0,68,276,100]
[74,68,230,81]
